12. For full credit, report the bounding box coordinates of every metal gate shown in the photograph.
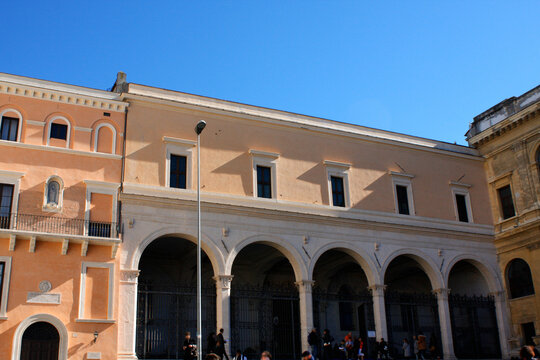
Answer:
[313,288,376,357]
[385,292,442,357]
[136,282,216,359]
[231,284,300,360]
[449,294,500,359]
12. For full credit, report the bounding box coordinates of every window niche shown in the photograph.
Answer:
[46,116,71,148]
[43,176,64,212]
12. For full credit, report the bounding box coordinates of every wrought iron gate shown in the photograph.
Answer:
[385,292,441,357]
[231,284,300,360]
[313,288,376,357]
[449,294,500,359]
[136,282,216,359]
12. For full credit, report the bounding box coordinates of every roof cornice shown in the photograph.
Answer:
[122,84,481,160]
[0,72,128,112]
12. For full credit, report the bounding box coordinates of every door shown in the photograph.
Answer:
[20,322,59,360]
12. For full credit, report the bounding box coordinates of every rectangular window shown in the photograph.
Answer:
[257,165,272,198]
[170,154,187,189]
[455,194,469,222]
[50,123,68,140]
[497,185,515,219]
[0,184,14,229]
[0,117,18,141]
[396,185,410,215]
[331,176,345,207]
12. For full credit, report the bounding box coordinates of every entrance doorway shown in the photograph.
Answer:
[20,321,59,360]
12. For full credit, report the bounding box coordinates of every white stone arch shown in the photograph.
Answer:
[129,226,225,276]
[11,313,68,360]
[308,242,381,286]
[444,253,504,294]
[0,108,23,141]
[381,248,444,290]
[226,234,308,282]
[46,115,71,147]
[93,122,117,154]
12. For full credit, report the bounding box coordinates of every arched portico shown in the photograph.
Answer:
[381,249,444,290]
[445,254,510,359]
[11,314,68,360]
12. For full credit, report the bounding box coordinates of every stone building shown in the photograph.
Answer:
[0,73,127,359]
[0,71,515,360]
[466,84,540,351]
[115,75,510,360]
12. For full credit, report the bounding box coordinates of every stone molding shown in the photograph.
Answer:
[432,288,451,300]
[213,275,234,290]
[368,284,387,296]
[120,269,140,283]
[295,280,315,293]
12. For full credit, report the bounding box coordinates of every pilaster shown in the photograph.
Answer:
[432,288,456,360]
[368,284,388,341]
[296,280,315,353]
[214,275,234,356]
[490,290,512,359]
[117,269,140,360]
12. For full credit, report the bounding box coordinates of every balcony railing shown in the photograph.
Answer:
[0,213,117,238]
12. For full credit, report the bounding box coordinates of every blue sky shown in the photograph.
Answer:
[2,1,539,144]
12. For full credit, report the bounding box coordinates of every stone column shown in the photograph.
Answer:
[118,269,140,360]
[368,284,388,341]
[433,288,456,360]
[491,290,511,359]
[296,280,315,353]
[214,275,234,356]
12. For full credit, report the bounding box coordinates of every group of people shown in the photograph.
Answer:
[307,329,367,360]
[400,333,440,360]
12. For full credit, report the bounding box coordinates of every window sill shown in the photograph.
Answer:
[42,205,62,213]
[0,316,7,320]
[75,318,115,324]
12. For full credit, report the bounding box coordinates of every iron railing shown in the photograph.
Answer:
[0,213,117,238]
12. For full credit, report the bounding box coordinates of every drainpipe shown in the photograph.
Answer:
[118,106,128,239]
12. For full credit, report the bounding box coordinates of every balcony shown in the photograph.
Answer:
[0,213,117,239]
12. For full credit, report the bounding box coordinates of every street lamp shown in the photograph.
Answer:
[195,120,206,360]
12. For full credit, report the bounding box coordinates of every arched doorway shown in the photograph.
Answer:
[136,236,216,359]
[20,321,59,360]
[312,250,375,357]
[384,256,441,357]
[230,243,301,360]
[448,260,500,358]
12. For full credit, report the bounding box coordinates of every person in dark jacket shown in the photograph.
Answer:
[376,338,389,360]
[183,332,197,360]
[217,328,230,360]
[322,329,334,360]
[308,328,321,360]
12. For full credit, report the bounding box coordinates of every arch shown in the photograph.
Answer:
[308,242,381,285]
[11,313,68,360]
[381,248,444,289]
[43,175,64,210]
[505,258,535,299]
[45,115,72,148]
[444,253,503,293]
[0,107,23,142]
[130,226,225,276]
[226,234,308,282]
[93,122,117,154]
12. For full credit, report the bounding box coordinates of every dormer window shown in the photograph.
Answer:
[43,176,64,212]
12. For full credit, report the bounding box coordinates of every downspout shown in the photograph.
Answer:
[118,105,128,240]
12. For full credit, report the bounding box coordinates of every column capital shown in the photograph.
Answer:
[432,288,451,299]
[120,269,140,283]
[213,275,234,290]
[295,280,315,292]
[368,284,387,296]
[488,290,505,301]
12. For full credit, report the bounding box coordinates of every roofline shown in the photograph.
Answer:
[125,82,480,158]
[0,72,121,101]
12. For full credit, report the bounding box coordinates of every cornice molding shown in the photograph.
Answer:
[0,74,128,112]
[122,92,482,161]
[120,182,494,237]
[0,139,122,160]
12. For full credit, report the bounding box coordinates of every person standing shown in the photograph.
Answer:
[412,336,419,360]
[417,333,427,360]
[260,350,272,360]
[233,350,247,360]
[308,328,321,360]
[377,338,389,360]
[183,332,197,360]
[357,337,365,360]
[322,329,334,360]
[344,332,354,360]
[402,338,412,359]
[217,328,230,360]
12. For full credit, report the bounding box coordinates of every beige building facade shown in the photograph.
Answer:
[115,75,510,360]
[467,85,540,351]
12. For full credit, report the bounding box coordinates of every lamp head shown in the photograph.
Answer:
[195,120,207,135]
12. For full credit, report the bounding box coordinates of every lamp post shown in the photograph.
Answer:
[195,120,206,360]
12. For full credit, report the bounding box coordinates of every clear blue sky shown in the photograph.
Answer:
[3,1,539,145]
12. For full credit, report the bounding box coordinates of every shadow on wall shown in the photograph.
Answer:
[296,162,328,205]
[211,152,252,196]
